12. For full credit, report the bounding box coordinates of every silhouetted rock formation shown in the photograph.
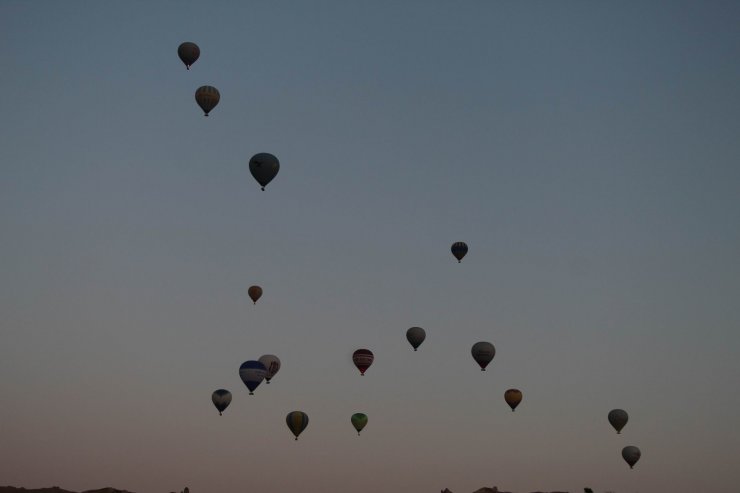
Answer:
[441,487,512,493]
[441,488,568,493]
[1,487,133,493]
[1,487,76,493]
[83,488,135,493]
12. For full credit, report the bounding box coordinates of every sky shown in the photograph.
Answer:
[1,1,739,492]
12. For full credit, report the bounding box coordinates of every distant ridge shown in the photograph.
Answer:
[1,487,134,493]
[441,488,570,493]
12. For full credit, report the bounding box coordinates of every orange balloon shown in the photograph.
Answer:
[504,388,523,412]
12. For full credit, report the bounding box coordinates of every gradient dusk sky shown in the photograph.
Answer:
[1,2,739,493]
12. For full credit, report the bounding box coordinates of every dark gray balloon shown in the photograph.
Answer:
[406,327,426,351]
[608,409,629,434]
[622,445,641,469]
[249,153,280,191]
[178,42,200,69]
[211,389,232,416]
[471,341,495,371]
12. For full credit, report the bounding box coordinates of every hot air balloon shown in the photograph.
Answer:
[258,354,281,384]
[195,85,220,116]
[504,389,522,411]
[286,411,309,440]
[249,153,280,191]
[406,327,426,351]
[211,389,232,416]
[351,413,368,436]
[248,285,263,304]
[608,409,629,434]
[471,341,495,371]
[352,349,374,376]
[177,42,200,70]
[238,360,267,395]
[451,241,468,263]
[621,446,641,469]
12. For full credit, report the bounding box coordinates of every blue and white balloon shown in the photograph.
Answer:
[239,360,267,395]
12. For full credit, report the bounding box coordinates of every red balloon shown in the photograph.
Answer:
[352,349,374,376]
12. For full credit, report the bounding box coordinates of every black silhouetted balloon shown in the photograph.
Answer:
[451,242,468,263]
[471,341,495,371]
[608,409,629,434]
[622,446,641,469]
[178,42,200,70]
[249,153,280,191]
[406,327,426,351]
[248,285,263,304]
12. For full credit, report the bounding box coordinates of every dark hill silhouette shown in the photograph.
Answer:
[1,487,134,493]
[1,487,76,493]
[2,486,572,493]
[442,488,570,493]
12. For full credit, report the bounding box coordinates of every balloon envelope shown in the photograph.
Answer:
[249,153,280,190]
[352,349,374,375]
[608,409,629,434]
[238,360,267,394]
[451,241,468,262]
[258,354,281,383]
[471,341,495,370]
[504,388,522,411]
[211,389,232,416]
[177,42,200,69]
[622,446,641,469]
[286,411,309,440]
[248,285,263,304]
[195,85,220,116]
[406,327,426,351]
[351,413,368,435]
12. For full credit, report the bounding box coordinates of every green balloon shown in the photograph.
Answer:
[351,413,368,435]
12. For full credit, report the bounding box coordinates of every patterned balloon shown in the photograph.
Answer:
[352,349,374,376]
[195,85,220,116]
[211,389,232,416]
[258,354,281,383]
[286,411,309,440]
[238,360,267,395]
